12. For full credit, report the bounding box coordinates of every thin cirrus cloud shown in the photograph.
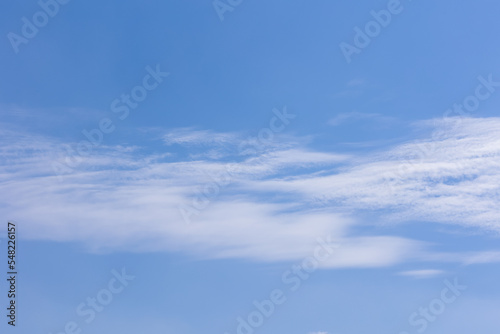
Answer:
[162,127,239,146]
[397,269,446,279]
[1,116,500,269]
[252,117,500,230]
[328,111,396,126]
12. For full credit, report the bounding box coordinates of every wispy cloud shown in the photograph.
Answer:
[254,117,500,231]
[163,127,238,146]
[328,111,393,126]
[398,269,446,279]
[332,78,367,98]
[1,117,500,268]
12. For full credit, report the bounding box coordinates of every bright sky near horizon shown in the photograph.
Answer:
[1,0,500,333]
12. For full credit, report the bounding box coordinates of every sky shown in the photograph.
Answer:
[1,0,500,333]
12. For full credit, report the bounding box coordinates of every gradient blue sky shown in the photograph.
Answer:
[1,0,500,333]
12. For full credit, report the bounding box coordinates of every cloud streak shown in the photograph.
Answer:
[1,117,500,269]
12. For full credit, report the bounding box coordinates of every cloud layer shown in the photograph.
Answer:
[1,116,500,268]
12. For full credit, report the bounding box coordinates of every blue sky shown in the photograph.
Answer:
[1,0,500,333]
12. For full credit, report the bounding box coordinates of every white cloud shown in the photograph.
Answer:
[163,127,238,146]
[397,269,445,279]
[253,117,500,231]
[1,117,500,268]
[328,111,383,126]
